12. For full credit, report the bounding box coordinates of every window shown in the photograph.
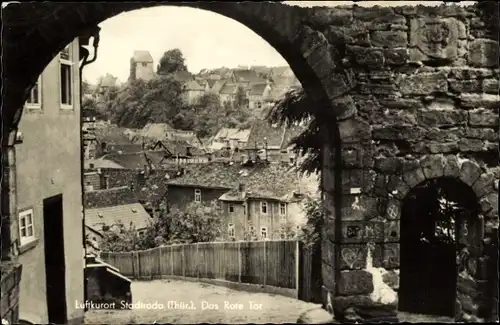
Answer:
[142,62,148,67]
[19,209,35,246]
[243,204,247,216]
[261,201,268,214]
[280,226,287,240]
[138,230,145,236]
[216,201,222,211]
[60,45,73,108]
[228,223,235,238]
[194,189,201,203]
[280,203,287,216]
[261,227,268,240]
[295,225,301,238]
[229,203,235,214]
[25,77,42,108]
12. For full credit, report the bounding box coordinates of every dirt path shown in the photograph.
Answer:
[84,279,320,324]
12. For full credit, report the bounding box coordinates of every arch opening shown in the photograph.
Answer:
[399,177,481,318]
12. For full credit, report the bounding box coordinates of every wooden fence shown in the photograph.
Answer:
[100,240,321,302]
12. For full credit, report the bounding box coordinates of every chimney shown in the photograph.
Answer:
[144,164,150,178]
[238,182,246,193]
[101,142,107,153]
[89,163,95,169]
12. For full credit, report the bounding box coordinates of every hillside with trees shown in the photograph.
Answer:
[84,48,255,138]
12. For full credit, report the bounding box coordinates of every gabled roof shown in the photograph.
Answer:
[245,119,286,150]
[132,50,153,63]
[100,74,117,88]
[85,186,138,209]
[85,158,125,169]
[106,144,144,155]
[265,86,291,102]
[212,128,251,142]
[220,83,239,95]
[138,123,176,142]
[211,80,226,93]
[85,203,152,232]
[102,151,167,170]
[184,80,205,91]
[270,66,294,78]
[166,162,258,189]
[173,71,195,83]
[233,69,260,82]
[249,83,269,96]
[94,127,136,145]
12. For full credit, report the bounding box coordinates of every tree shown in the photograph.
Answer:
[157,48,188,75]
[234,86,249,110]
[266,87,323,174]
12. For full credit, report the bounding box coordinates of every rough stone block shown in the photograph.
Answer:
[400,72,448,95]
[347,45,385,68]
[425,127,465,142]
[460,93,500,109]
[384,48,408,66]
[387,176,410,200]
[371,31,407,48]
[469,110,499,127]
[465,128,498,141]
[332,295,398,321]
[341,221,364,244]
[413,142,459,154]
[468,39,500,68]
[297,307,334,324]
[459,160,482,186]
[340,244,367,270]
[342,195,379,221]
[383,243,400,269]
[364,221,385,243]
[409,18,462,62]
[308,7,353,27]
[472,173,496,198]
[449,79,483,93]
[374,157,401,174]
[372,125,425,141]
[359,83,398,96]
[420,154,446,179]
[457,291,480,314]
[402,167,426,188]
[480,193,499,216]
[385,200,401,220]
[322,261,336,290]
[448,68,495,80]
[382,270,399,290]
[482,78,499,94]
[458,138,487,152]
[338,119,372,144]
[378,97,424,110]
[338,270,374,296]
[417,110,468,127]
[353,6,395,22]
[384,220,400,243]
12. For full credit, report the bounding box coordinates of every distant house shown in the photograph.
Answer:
[248,82,272,110]
[99,74,118,93]
[151,139,209,164]
[182,80,206,105]
[209,128,251,152]
[165,162,319,240]
[136,123,176,143]
[85,203,153,239]
[229,69,263,84]
[85,158,125,170]
[218,163,319,241]
[129,50,155,81]
[219,83,239,105]
[245,119,304,163]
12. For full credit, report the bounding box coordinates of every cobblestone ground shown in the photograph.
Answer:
[84,279,320,324]
[84,279,457,324]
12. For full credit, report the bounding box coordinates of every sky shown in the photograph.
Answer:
[81,1,476,84]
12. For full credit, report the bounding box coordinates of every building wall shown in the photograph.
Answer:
[167,185,228,211]
[135,62,155,81]
[15,39,83,324]
[222,199,306,240]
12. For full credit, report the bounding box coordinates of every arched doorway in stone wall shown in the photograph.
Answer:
[399,177,481,317]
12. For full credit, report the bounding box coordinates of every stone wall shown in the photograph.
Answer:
[317,3,499,322]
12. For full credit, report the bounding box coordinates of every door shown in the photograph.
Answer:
[399,184,457,317]
[43,194,68,324]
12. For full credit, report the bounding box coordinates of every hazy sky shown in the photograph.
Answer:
[82,1,476,84]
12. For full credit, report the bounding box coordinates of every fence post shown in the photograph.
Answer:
[135,251,140,279]
[238,241,242,283]
[196,243,200,279]
[171,246,174,276]
[263,240,267,286]
[158,247,162,279]
[131,252,135,279]
[295,240,300,299]
[182,244,186,278]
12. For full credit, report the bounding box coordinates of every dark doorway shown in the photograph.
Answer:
[43,194,68,324]
[399,177,479,317]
